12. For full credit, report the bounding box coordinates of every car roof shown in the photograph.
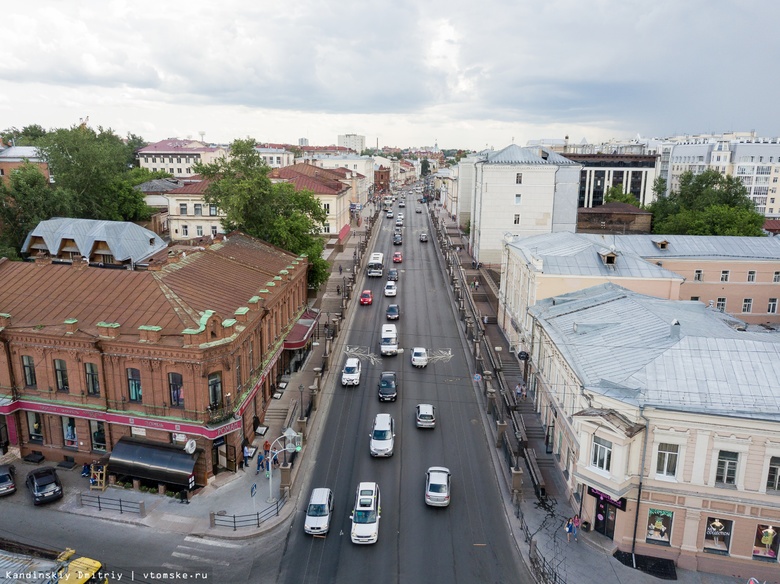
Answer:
[413,347,427,352]
[417,403,434,413]
[345,357,360,366]
[427,466,450,476]
[309,487,332,503]
[361,289,371,294]
[374,413,392,427]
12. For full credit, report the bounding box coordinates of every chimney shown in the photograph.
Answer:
[670,319,680,340]
[64,318,78,334]
[97,322,121,339]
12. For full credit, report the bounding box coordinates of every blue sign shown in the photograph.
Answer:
[251,483,257,498]
[473,373,482,381]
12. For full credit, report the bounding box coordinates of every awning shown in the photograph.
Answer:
[108,438,198,487]
[284,309,319,350]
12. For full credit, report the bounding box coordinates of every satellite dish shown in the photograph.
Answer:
[184,439,197,454]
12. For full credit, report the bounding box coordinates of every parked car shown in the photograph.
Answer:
[386,304,400,320]
[419,233,428,242]
[415,404,436,428]
[369,413,395,457]
[360,290,373,305]
[411,347,429,368]
[342,357,362,386]
[378,371,398,402]
[384,281,397,297]
[0,464,17,497]
[25,467,63,505]
[425,466,451,507]
[387,269,399,281]
[304,488,334,535]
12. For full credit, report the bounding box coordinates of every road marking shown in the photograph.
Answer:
[171,552,230,566]
[162,563,186,570]
[184,536,243,548]
[473,543,487,547]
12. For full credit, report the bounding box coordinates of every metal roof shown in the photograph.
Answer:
[528,283,780,421]
[481,144,579,165]
[579,233,780,260]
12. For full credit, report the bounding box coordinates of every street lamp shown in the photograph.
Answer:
[265,427,301,503]
[299,383,304,413]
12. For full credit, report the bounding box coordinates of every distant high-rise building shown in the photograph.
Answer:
[298,138,309,146]
[338,134,366,153]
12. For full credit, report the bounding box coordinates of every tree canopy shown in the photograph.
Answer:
[194,138,330,289]
[420,159,431,175]
[604,185,641,207]
[649,169,765,236]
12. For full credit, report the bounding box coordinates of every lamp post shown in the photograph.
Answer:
[299,383,305,415]
[266,428,300,503]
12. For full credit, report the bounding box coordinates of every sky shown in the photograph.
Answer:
[2,0,778,151]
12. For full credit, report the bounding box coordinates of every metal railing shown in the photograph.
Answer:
[210,494,288,530]
[77,492,145,516]
[515,504,567,584]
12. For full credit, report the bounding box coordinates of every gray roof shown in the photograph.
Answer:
[579,234,780,260]
[507,232,683,280]
[134,178,183,193]
[21,218,167,264]
[529,283,780,421]
[0,146,42,161]
[482,144,578,166]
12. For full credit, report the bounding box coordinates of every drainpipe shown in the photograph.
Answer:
[631,404,650,568]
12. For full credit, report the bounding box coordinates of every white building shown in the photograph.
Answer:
[137,139,227,178]
[254,146,295,168]
[460,144,581,265]
[337,134,365,153]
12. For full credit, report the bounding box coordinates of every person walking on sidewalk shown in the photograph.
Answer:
[572,514,580,542]
[565,517,574,543]
[339,264,343,275]
[515,383,523,403]
[242,444,250,469]
[256,452,265,475]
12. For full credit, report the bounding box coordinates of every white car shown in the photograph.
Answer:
[369,413,395,457]
[350,482,381,544]
[411,347,429,367]
[304,488,334,534]
[384,281,397,297]
[425,467,451,507]
[416,404,436,428]
[341,357,361,386]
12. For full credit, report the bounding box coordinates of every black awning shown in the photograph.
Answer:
[108,438,198,487]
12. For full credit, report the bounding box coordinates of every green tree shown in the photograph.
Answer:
[421,159,430,176]
[654,204,765,236]
[604,185,640,207]
[1,124,48,146]
[0,163,76,254]
[194,138,330,289]
[125,133,148,168]
[37,125,146,220]
[125,167,174,186]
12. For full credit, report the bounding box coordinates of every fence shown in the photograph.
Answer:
[210,494,288,530]
[77,492,145,516]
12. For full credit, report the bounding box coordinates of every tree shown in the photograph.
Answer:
[0,163,76,254]
[654,205,765,236]
[37,125,147,221]
[604,185,640,207]
[421,159,430,176]
[1,124,47,146]
[124,133,148,168]
[194,138,330,289]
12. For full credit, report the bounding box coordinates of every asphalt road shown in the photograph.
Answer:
[275,194,530,583]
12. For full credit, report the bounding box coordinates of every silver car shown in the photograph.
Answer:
[425,466,451,507]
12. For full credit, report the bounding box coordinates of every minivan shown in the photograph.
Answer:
[341,357,362,386]
[350,482,381,544]
[380,324,398,355]
[304,487,334,534]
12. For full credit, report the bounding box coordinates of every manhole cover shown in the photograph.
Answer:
[216,510,227,516]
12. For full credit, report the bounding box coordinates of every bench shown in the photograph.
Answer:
[524,447,547,499]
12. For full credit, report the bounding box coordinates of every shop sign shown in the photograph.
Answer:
[587,486,627,511]
[646,508,673,546]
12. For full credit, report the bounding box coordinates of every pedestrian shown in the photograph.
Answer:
[565,518,574,542]
[263,439,271,456]
[572,514,580,542]
[522,387,528,401]
[483,315,488,325]
[474,279,479,291]
[255,452,265,475]
[339,264,343,275]
[515,383,523,402]
[336,285,341,296]
[472,260,476,269]
[242,444,250,469]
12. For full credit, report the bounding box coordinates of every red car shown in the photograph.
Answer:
[393,252,403,263]
[360,290,373,305]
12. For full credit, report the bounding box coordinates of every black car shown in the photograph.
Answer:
[378,371,398,402]
[393,234,403,245]
[26,466,63,505]
[0,464,16,497]
[386,304,400,320]
[387,269,399,281]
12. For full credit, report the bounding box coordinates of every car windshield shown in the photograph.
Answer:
[353,510,377,524]
[39,481,60,493]
[380,379,394,388]
[387,307,398,314]
[345,366,357,374]
[372,429,391,440]
[307,503,328,517]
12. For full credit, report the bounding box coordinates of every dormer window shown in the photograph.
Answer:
[652,238,669,250]
[599,251,617,266]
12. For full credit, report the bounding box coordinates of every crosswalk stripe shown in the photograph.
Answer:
[184,536,243,548]
[171,551,230,566]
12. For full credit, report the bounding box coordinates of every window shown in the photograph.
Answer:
[196,225,203,237]
[720,270,729,282]
[28,412,43,442]
[63,416,77,446]
[211,225,218,237]
[767,456,780,492]
[516,172,523,184]
[323,203,330,214]
[514,194,522,205]
[323,223,331,234]
[235,356,242,389]
[742,298,753,313]
[775,271,780,283]
[716,297,726,312]
[194,203,202,216]
[168,372,184,407]
[127,368,142,402]
[90,420,106,452]
[715,450,738,486]
[85,362,100,395]
[209,204,218,216]
[54,359,69,392]
[769,298,778,314]
[208,372,222,408]
[182,225,189,237]
[22,355,36,387]
[694,270,703,282]
[690,296,700,302]
[747,270,756,282]
[179,203,188,215]
[591,435,612,472]
[513,214,520,225]
[656,443,678,477]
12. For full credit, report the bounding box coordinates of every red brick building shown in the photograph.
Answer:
[0,230,314,490]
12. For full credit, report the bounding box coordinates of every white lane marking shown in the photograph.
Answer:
[184,536,243,548]
[171,551,230,566]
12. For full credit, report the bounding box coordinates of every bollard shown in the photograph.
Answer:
[76,492,83,507]
[496,420,507,447]
[209,511,216,528]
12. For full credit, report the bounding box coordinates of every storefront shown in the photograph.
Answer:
[283,309,319,373]
[108,438,199,489]
[588,486,626,540]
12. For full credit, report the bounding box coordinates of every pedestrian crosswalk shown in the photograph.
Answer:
[161,536,244,570]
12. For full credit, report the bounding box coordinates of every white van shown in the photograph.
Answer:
[350,482,381,544]
[304,487,334,534]
[341,358,362,386]
[380,324,398,355]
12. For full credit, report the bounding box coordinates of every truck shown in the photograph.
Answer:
[0,537,108,584]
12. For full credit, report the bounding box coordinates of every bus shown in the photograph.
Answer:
[367,252,384,277]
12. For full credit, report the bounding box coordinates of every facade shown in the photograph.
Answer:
[576,202,653,234]
[526,284,780,582]
[374,165,390,193]
[337,134,366,153]
[137,139,228,178]
[298,154,375,206]
[432,167,458,220]
[165,179,225,241]
[498,232,684,355]
[561,154,658,208]
[0,226,312,489]
[461,144,581,266]
[0,146,49,185]
[579,234,780,325]
[254,146,295,168]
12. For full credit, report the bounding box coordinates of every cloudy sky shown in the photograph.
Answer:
[2,1,777,151]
